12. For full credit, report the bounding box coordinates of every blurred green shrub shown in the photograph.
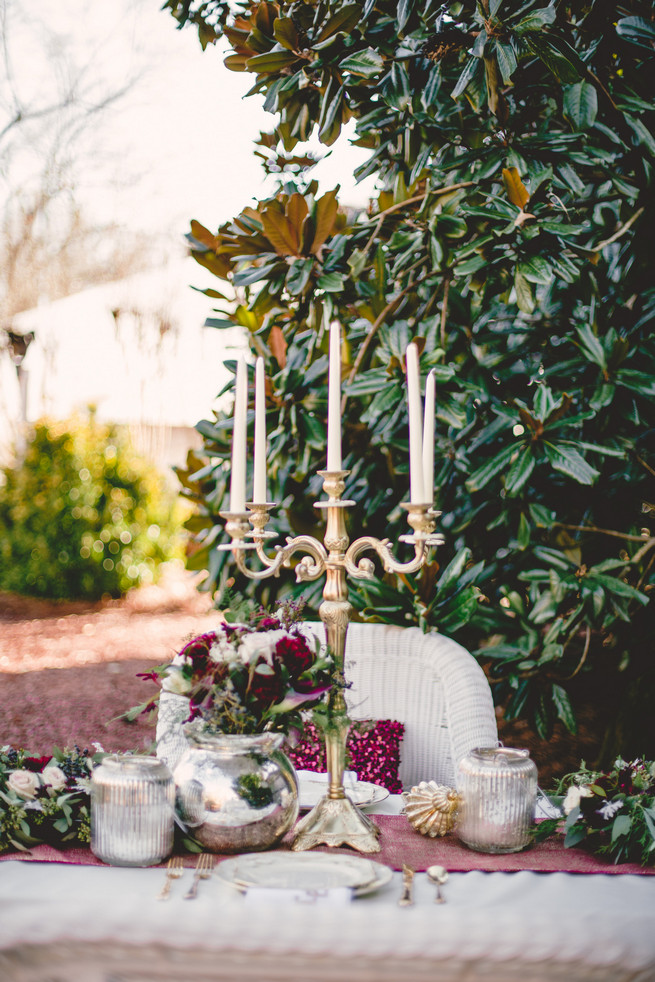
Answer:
[0,415,184,600]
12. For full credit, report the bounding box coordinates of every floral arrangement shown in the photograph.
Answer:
[136,600,334,736]
[0,745,104,854]
[537,757,655,866]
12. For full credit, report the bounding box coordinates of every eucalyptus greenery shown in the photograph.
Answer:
[165,0,654,760]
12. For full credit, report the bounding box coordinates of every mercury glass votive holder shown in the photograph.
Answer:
[456,747,538,854]
[91,755,175,866]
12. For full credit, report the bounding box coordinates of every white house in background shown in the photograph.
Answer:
[0,258,246,477]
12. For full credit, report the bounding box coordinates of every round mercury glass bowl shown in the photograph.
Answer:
[456,747,538,854]
[91,755,175,866]
[172,724,299,854]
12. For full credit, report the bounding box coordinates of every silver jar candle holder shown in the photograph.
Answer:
[91,755,175,866]
[456,747,537,854]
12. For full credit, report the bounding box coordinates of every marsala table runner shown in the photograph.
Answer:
[1,814,652,875]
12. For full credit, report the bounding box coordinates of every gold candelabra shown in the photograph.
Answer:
[219,469,442,853]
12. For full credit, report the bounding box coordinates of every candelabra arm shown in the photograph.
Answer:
[221,506,327,582]
[345,535,429,578]
[344,503,443,579]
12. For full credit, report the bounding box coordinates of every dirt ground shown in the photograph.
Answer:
[0,563,219,754]
[0,565,602,783]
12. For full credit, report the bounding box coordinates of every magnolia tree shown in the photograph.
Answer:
[166,0,655,762]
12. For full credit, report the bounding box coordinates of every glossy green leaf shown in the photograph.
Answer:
[563,81,598,130]
[340,48,384,78]
[543,443,599,485]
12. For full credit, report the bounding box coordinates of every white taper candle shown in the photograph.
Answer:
[229,355,248,513]
[406,342,424,504]
[327,321,342,470]
[422,368,436,505]
[253,357,267,503]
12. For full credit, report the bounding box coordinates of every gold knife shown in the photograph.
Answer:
[398,863,415,907]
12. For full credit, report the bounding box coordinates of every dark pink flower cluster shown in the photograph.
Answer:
[288,719,405,794]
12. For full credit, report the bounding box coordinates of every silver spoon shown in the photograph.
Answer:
[426,865,449,904]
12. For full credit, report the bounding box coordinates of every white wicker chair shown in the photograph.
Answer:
[157,621,498,791]
[301,622,498,790]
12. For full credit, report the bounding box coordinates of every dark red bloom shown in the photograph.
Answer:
[249,669,284,709]
[256,616,280,631]
[22,756,52,772]
[275,636,314,678]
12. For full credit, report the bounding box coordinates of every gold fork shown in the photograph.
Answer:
[157,856,183,901]
[184,853,215,900]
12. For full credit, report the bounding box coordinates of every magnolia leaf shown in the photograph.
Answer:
[273,17,299,50]
[544,443,599,484]
[514,270,534,314]
[310,189,339,255]
[505,445,536,496]
[523,31,585,84]
[451,57,479,100]
[260,209,301,255]
[503,167,530,209]
[314,4,362,44]
[563,81,598,130]
[616,15,655,49]
[519,256,552,285]
[286,257,314,294]
[189,220,216,249]
[514,5,556,32]
[268,325,287,368]
[625,114,655,156]
[495,40,518,84]
[552,684,577,733]
[246,50,301,74]
[466,443,517,492]
[397,0,415,31]
[224,53,249,72]
[340,48,384,77]
[287,193,309,236]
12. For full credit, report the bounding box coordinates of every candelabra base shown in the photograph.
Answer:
[291,794,381,853]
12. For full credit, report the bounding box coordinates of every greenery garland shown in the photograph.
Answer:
[537,757,655,866]
[0,746,106,854]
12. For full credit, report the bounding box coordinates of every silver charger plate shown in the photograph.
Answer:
[297,774,390,811]
[216,852,393,897]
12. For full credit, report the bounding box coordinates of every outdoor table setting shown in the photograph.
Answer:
[1,784,655,982]
[1,330,654,982]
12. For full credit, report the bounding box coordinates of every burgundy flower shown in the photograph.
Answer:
[249,669,284,709]
[22,755,52,772]
[256,615,280,631]
[275,635,314,678]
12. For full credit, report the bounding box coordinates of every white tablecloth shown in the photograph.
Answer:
[1,797,654,982]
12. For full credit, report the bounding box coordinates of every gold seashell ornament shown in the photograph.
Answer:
[403,781,460,837]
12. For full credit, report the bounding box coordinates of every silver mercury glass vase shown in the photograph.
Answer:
[456,747,538,854]
[91,755,175,866]
[172,723,299,853]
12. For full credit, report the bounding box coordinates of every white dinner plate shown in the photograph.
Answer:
[216,852,393,897]
[297,774,390,811]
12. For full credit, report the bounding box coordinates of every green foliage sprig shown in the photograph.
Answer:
[537,757,655,867]
[0,746,105,855]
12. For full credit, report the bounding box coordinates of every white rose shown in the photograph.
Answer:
[209,635,240,665]
[238,630,286,668]
[7,770,40,800]
[563,784,593,815]
[42,765,68,792]
[162,666,193,695]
